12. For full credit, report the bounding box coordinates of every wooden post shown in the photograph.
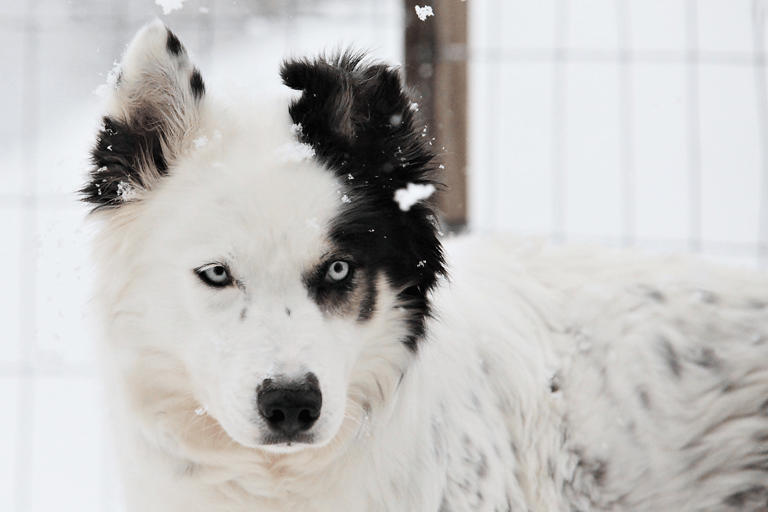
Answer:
[404,0,468,231]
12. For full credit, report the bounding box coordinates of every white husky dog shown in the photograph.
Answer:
[83,20,768,512]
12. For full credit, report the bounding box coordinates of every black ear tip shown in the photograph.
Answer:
[165,27,185,56]
[380,66,404,90]
[280,61,310,91]
[370,68,409,112]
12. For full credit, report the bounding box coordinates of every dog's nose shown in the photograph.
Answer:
[257,373,322,438]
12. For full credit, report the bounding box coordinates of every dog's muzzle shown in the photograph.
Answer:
[256,373,322,443]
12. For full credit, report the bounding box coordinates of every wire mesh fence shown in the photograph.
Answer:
[469,0,768,269]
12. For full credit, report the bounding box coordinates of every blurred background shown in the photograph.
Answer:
[1,0,767,510]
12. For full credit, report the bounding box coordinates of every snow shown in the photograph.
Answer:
[194,406,207,416]
[193,135,209,148]
[394,182,436,211]
[93,60,121,98]
[116,181,137,201]
[155,0,187,15]
[341,194,351,203]
[277,140,316,162]
[414,5,434,21]
[278,124,314,162]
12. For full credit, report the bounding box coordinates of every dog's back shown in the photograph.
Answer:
[431,237,768,511]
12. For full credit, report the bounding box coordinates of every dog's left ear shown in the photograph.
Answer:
[82,19,206,212]
[280,53,434,184]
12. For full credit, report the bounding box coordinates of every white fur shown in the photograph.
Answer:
[88,21,768,512]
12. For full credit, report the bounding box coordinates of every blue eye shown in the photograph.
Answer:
[325,261,350,282]
[196,264,233,288]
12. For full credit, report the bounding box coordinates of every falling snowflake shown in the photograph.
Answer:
[394,183,436,211]
[155,0,186,15]
[94,60,122,97]
[414,5,434,21]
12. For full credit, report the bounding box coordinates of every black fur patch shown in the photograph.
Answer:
[696,289,719,304]
[723,485,767,508]
[637,387,652,409]
[547,458,557,478]
[549,371,562,393]
[166,27,185,56]
[661,337,682,378]
[574,451,608,487]
[190,68,205,100]
[281,52,446,350]
[692,346,722,370]
[81,116,169,210]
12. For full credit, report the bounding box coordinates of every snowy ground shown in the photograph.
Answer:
[1,0,767,510]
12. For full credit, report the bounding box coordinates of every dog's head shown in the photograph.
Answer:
[83,20,446,454]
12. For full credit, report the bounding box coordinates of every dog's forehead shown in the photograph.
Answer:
[159,114,344,267]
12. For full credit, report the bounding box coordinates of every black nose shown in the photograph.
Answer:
[257,373,322,439]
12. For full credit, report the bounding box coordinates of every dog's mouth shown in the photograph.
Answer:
[257,435,319,454]
[261,430,316,447]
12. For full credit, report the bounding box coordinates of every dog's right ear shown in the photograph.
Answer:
[81,19,206,212]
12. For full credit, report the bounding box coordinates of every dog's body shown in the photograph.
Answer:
[83,21,768,511]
